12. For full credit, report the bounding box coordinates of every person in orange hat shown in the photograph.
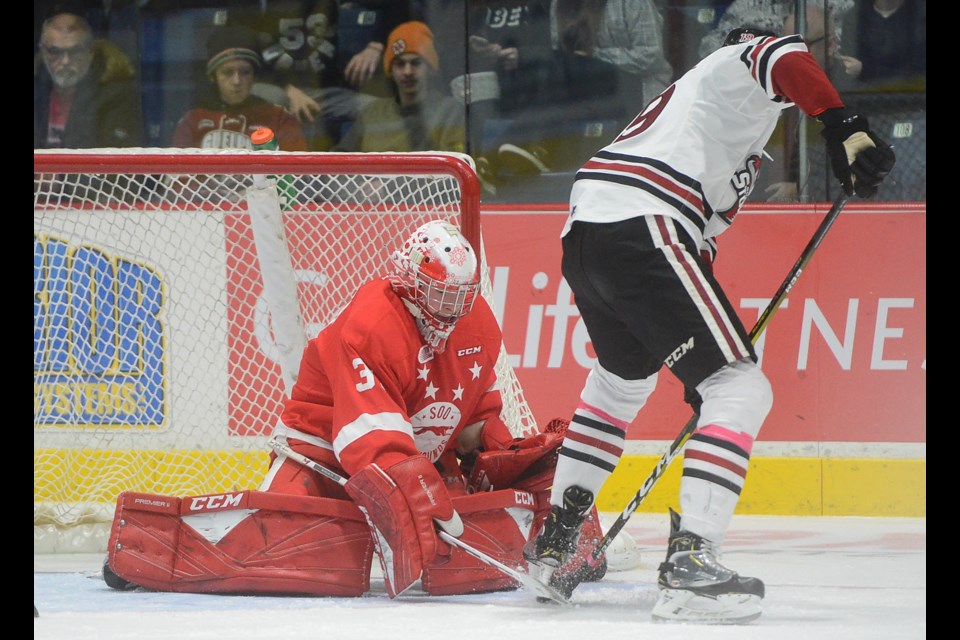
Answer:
[334,21,464,154]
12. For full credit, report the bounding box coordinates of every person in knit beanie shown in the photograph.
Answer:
[205,24,262,82]
[171,23,306,151]
[334,21,464,154]
[382,20,440,77]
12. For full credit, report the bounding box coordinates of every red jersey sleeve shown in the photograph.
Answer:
[327,308,422,474]
[770,49,845,118]
[281,281,422,475]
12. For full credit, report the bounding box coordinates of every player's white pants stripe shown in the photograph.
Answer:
[648,216,751,363]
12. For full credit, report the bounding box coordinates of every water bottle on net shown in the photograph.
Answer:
[251,127,297,210]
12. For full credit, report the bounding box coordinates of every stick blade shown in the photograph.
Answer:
[438,532,570,605]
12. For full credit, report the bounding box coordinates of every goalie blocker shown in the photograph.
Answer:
[104,425,609,596]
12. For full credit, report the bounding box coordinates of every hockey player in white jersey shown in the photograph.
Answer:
[523,26,895,623]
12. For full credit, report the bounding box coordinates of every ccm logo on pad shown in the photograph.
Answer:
[514,490,536,506]
[457,346,482,356]
[189,493,243,511]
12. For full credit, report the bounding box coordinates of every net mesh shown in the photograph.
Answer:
[34,148,538,552]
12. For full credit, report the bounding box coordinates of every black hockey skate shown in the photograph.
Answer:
[523,485,594,598]
[653,508,764,624]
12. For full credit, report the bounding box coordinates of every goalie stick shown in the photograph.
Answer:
[555,193,850,596]
[267,438,571,605]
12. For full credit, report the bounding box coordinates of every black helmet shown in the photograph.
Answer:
[723,27,778,47]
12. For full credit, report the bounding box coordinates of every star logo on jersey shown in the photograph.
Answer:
[424,382,438,399]
[452,384,464,401]
[469,362,482,379]
[417,364,430,380]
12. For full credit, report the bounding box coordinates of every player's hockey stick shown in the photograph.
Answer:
[555,193,850,597]
[267,438,571,604]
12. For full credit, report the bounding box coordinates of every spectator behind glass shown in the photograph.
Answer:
[334,21,464,153]
[695,3,847,202]
[171,24,307,151]
[167,24,307,206]
[493,4,629,179]
[458,0,630,188]
[467,0,555,111]
[223,1,422,151]
[338,2,426,96]
[34,11,142,148]
[550,0,672,111]
[697,0,852,62]
[456,0,554,159]
[838,0,925,92]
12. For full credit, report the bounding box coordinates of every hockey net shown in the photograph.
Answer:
[34,148,538,553]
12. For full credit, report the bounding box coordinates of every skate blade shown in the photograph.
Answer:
[528,560,567,604]
[652,588,762,624]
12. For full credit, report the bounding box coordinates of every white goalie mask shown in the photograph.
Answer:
[389,220,480,353]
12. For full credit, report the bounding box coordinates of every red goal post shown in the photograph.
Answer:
[34,148,538,552]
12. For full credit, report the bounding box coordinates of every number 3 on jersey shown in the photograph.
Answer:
[352,358,375,392]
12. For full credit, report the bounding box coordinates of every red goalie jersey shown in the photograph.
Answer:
[269,276,513,489]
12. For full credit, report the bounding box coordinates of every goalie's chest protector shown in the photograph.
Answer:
[401,309,501,463]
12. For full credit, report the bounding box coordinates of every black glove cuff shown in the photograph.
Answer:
[819,108,869,141]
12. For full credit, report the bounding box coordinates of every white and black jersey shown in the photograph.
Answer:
[565,34,834,249]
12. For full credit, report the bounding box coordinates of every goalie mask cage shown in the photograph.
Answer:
[34,148,538,553]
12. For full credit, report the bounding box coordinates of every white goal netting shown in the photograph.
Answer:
[34,148,538,553]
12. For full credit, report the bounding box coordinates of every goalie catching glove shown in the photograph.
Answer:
[819,108,896,198]
[461,418,569,493]
[344,454,462,598]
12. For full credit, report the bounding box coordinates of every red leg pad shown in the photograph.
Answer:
[421,488,545,595]
[106,490,374,596]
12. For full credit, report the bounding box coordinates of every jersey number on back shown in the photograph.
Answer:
[615,85,675,143]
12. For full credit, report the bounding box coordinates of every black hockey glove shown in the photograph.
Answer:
[819,108,896,198]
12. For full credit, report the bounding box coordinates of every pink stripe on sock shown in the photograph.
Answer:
[577,401,628,433]
[697,424,755,455]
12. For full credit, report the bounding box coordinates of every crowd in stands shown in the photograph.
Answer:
[34,0,925,202]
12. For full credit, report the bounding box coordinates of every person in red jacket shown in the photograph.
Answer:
[171,24,306,151]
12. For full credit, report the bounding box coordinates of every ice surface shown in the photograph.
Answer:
[34,513,925,640]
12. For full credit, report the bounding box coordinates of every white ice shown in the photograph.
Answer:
[34,513,925,640]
